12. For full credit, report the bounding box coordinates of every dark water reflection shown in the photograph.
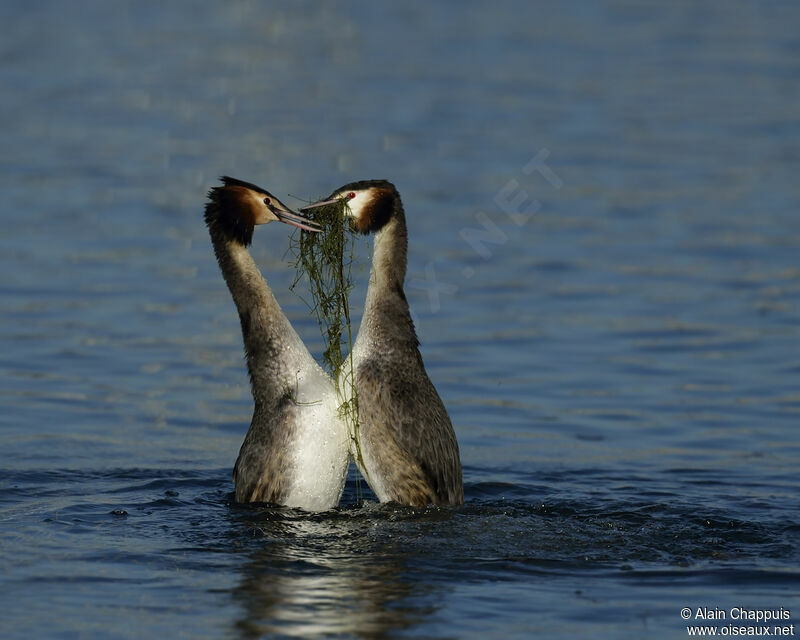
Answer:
[1,462,799,638]
[229,504,439,638]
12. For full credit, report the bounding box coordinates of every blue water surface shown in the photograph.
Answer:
[1,2,799,638]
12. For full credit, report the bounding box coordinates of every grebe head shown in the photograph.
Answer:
[300,180,399,234]
[205,176,320,245]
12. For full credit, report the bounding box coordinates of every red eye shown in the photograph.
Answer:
[263,197,271,205]
[347,192,356,199]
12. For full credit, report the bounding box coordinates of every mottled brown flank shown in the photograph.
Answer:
[232,397,299,504]
[233,448,287,503]
[357,352,464,507]
[354,188,395,234]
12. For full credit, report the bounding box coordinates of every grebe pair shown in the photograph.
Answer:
[205,177,462,510]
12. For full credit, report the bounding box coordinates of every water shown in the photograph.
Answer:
[1,1,799,638]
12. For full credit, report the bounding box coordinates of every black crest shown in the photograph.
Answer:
[204,176,260,246]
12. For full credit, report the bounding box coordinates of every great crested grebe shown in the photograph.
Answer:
[301,181,463,507]
[205,176,350,511]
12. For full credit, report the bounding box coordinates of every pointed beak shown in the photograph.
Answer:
[271,206,322,233]
[298,198,341,213]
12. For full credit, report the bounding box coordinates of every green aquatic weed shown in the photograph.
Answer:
[288,198,366,483]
